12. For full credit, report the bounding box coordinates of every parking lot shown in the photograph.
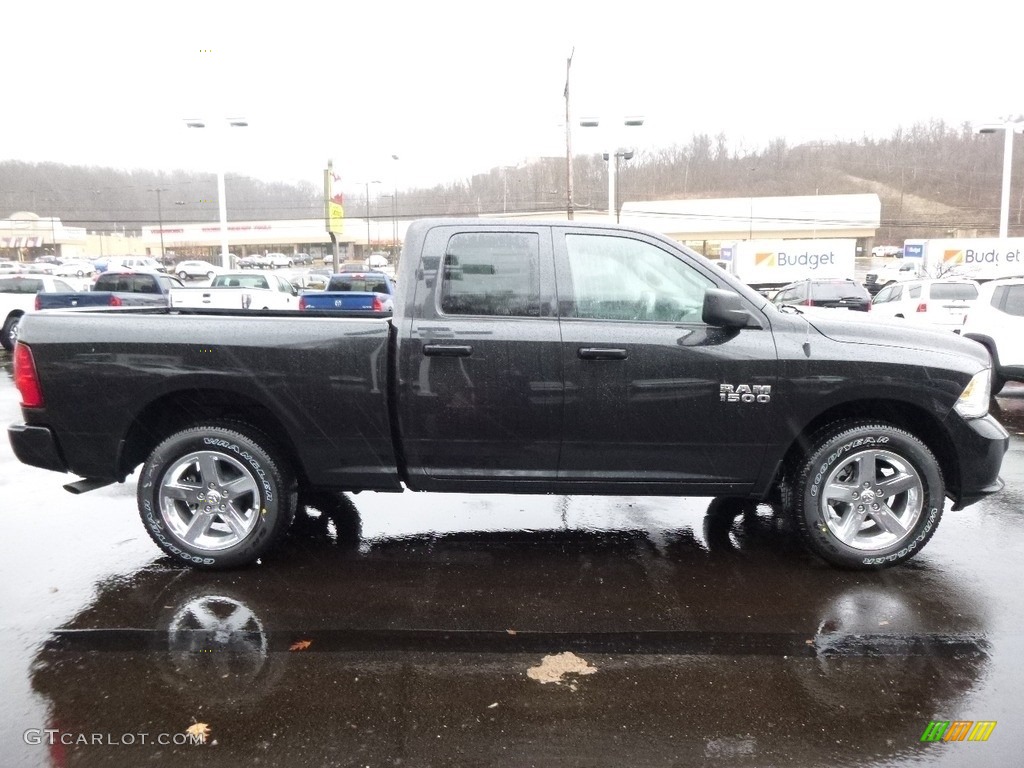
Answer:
[1,355,1023,766]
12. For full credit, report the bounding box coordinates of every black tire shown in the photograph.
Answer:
[178,271,188,280]
[2,313,21,352]
[137,424,297,569]
[206,271,216,280]
[790,421,944,569]
[76,269,85,277]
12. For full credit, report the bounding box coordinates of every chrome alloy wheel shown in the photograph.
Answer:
[820,448,924,551]
[158,451,261,552]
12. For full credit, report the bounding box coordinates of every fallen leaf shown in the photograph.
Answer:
[487,702,499,709]
[526,652,598,684]
[185,722,210,744]
[290,639,312,652]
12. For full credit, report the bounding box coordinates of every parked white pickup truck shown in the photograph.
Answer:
[169,271,300,310]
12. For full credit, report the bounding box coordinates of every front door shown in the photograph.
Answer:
[553,229,778,491]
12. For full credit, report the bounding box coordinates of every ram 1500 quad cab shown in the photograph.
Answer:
[8,219,1008,569]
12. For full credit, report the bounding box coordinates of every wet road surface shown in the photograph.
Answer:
[1,356,1023,766]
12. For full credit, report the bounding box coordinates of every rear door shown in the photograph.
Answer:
[397,224,563,486]
[552,228,777,489]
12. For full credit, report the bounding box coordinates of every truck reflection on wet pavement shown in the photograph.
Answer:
[2,358,1023,766]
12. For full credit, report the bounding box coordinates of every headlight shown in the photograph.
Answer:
[954,368,991,419]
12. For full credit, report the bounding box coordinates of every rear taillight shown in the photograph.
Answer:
[34,295,41,310]
[108,295,122,307]
[13,343,44,408]
[916,303,927,313]
[372,296,384,311]
[298,295,307,310]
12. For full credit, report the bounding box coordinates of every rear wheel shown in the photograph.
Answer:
[138,424,297,569]
[1,313,22,351]
[178,271,188,280]
[790,421,944,569]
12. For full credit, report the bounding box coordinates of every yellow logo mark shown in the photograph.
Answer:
[943,249,965,264]
[755,251,776,268]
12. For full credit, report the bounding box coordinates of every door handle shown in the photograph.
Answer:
[423,344,473,357]
[578,347,628,360]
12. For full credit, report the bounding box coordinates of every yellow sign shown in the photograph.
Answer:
[325,169,345,235]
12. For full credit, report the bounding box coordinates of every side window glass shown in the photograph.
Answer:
[440,232,540,316]
[908,286,922,299]
[874,286,892,303]
[563,234,713,322]
[1002,285,1024,317]
[891,285,903,301]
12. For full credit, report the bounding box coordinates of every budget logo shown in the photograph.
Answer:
[754,251,776,268]
[943,249,965,265]
[920,720,996,743]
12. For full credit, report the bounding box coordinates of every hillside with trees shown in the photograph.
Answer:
[2,120,1021,243]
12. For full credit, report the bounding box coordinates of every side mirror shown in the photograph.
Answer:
[702,289,753,329]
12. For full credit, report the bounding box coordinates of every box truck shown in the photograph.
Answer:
[906,237,1024,281]
[718,239,857,289]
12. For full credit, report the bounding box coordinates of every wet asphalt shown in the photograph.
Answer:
[1,354,1023,767]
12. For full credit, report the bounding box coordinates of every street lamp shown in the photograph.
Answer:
[580,116,644,222]
[391,154,400,258]
[361,180,382,255]
[148,187,167,261]
[602,150,634,222]
[185,117,248,268]
[977,118,1024,238]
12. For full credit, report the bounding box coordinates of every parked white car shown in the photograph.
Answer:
[1,274,81,351]
[870,278,979,331]
[52,259,96,277]
[169,270,299,310]
[264,252,294,268]
[103,256,166,273]
[173,260,221,281]
[960,277,1024,395]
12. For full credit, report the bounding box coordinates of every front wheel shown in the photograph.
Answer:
[790,422,944,569]
[178,271,188,280]
[138,424,297,569]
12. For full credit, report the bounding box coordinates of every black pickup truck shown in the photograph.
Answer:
[8,219,1008,570]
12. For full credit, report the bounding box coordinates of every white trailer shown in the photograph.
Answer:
[906,237,1024,281]
[718,239,857,289]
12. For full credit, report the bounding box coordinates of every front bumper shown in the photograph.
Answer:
[7,423,68,474]
[946,413,1009,510]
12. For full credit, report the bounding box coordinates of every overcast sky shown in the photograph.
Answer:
[1,0,1020,196]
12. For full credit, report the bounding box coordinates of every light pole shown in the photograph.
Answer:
[391,154,400,258]
[580,116,644,222]
[185,117,248,268]
[361,180,382,256]
[148,187,167,261]
[602,150,634,222]
[977,118,1024,238]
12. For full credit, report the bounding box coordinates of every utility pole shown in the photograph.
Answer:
[564,47,575,220]
[149,187,168,260]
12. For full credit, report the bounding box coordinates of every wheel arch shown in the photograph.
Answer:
[770,399,960,503]
[118,388,307,487]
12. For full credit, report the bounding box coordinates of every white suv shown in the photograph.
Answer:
[960,277,1024,395]
[870,278,979,331]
